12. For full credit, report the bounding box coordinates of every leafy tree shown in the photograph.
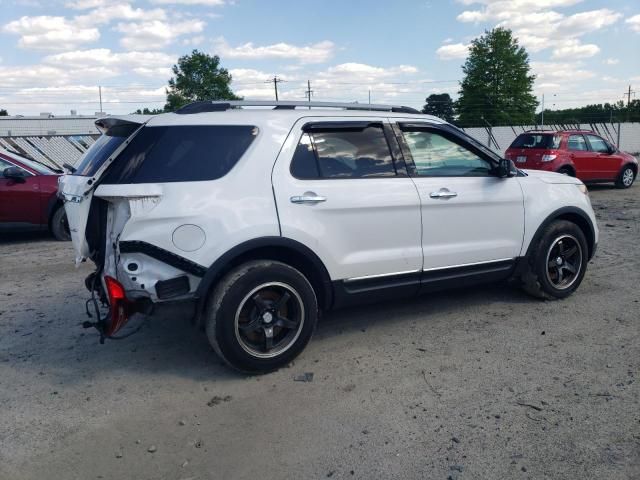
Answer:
[422,93,455,122]
[0,109,8,116]
[164,50,241,111]
[457,28,537,127]
[533,100,640,124]
[133,107,165,115]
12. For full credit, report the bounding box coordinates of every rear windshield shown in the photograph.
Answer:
[102,125,258,184]
[510,133,561,149]
[74,124,139,177]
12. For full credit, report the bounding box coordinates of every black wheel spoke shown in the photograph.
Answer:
[263,326,274,351]
[564,262,576,274]
[275,315,297,330]
[252,294,269,311]
[548,259,557,269]
[556,266,564,284]
[239,318,262,332]
[564,246,577,258]
[274,291,290,310]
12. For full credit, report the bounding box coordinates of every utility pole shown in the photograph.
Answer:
[623,85,635,122]
[268,76,283,101]
[368,89,371,105]
[98,85,103,113]
[305,80,313,109]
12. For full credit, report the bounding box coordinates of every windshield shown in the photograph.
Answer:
[510,133,561,149]
[73,124,139,177]
[15,156,56,175]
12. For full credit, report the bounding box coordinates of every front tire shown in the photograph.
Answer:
[50,206,71,241]
[521,220,588,300]
[615,165,635,189]
[205,260,318,374]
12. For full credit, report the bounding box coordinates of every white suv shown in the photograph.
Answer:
[60,101,598,373]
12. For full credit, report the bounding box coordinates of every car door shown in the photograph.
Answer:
[392,121,524,274]
[0,158,43,226]
[585,134,620,180]
[271,117,423,298]
[567,134,594,180]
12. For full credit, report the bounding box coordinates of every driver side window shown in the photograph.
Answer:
[401,130,491,177]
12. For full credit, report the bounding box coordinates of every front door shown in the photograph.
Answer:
[271,117,423,287]
[0,159,43,227]
[584,134,621,180]
[392,122,524,271]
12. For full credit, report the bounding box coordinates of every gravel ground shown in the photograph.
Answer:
[1,185,638,480]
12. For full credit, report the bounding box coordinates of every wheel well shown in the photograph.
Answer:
[199,244,332,318]
[555,212,595,258]
[623,163,637,175]
[47,199,64,229]
[557,165,575,176]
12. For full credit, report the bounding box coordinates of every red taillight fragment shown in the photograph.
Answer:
[103,275,131,336]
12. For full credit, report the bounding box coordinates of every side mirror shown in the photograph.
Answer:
[496,158,517,178]
[3,166,27,182]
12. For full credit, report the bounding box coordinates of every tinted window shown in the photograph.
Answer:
[568,135,588,151]
[74,125,139,177]
[290,125,396,179]
[0,158,15,172]
[586,135,609,153]
[103,125,257,184]
[510,133,561,149]
[401,130,491,177]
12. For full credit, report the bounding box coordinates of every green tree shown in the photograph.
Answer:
[164,50,241,111]
[0,109,8,116]
[133,107,165,115]
[457,28,537,127]
[422,93,455,122]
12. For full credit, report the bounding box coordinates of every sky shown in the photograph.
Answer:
[0,0,639,115]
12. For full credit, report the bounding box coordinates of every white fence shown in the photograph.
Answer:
[463,123,640,155]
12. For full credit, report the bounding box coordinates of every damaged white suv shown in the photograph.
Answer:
[60,100,598,373]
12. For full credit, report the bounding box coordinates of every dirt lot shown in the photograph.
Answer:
[1,184,638,480]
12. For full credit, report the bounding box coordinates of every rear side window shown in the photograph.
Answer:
[510,134,560,149]
[103,125,257,184]
[568,135,588,151]
[290,125,396,179]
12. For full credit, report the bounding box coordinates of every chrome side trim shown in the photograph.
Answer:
[343,269,421,283]
[423,258,514,272]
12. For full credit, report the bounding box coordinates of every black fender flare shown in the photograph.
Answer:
[195,236,334,315]
[523,206,596,262]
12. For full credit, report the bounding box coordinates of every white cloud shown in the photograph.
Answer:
[64,0,107,9]
[454,1,621,54]
[531,61,595,82]
[150,0,225,4]
[436,43,469,60]
[75,4,167,26]
[627,14,640,33]
[551,39,599,59]
[214,37,335,64]
[604,58,619,65]
[3,15,100,51]
[115,19,205,50]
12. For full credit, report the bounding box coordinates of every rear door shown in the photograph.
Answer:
[585,134,620,180]
[271,117,423,294]
[567,134,594,180]
[393,121,524,271]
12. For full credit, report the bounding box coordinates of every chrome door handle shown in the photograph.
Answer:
[430,189,457,199]
[290,192,327,204]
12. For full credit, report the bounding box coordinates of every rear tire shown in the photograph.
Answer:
[205,260,318,374]
[615,165,635,189]
[50,206,71,241]
[521,220,588,300]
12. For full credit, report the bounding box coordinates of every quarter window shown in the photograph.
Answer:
[290,125,397,179]
[586,135,609,153]
[401,130,491,177]
[567,135,588,151]
[103,125,257,184]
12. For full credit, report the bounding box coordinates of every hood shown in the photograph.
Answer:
[522,169,583,185]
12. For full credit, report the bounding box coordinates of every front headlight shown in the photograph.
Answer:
[577,184,588,195]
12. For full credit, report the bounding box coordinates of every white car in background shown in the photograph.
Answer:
[59,100,598,373]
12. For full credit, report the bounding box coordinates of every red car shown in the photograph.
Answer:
[0,150,70,240]
[505,130,638,188]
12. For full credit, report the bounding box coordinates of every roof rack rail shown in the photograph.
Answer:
[174,100,421,115]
